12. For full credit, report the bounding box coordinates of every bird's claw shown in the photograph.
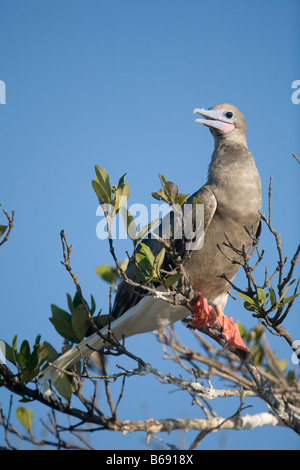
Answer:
[190,292,250,354]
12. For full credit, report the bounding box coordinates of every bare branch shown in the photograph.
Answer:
[107,412,283,436]
[0,210,15,247]
[292,153,300,165]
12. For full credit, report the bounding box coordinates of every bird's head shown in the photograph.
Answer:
[193,103,247,147]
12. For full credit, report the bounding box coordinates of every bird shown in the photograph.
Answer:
[39,103,262,397]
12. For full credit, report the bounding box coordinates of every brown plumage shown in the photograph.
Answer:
[113,103,262,317]
[40,103,262,396]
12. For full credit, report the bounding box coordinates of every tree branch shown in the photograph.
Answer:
[0,210,15,247]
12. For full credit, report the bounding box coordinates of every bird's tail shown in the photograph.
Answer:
[38,293,155,398]
[39,325,111,399]
[39,291,188,398]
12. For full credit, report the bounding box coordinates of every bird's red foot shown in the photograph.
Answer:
[189,292,217,328]
[190,292,250,354]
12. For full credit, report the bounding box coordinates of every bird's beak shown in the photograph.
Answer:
[193,108,235,134]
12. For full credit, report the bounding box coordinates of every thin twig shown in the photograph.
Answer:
[292,153,300,164]
[268,176,273,225]
[0,210,15,247]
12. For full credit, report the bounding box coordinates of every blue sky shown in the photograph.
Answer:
[0,0,299,450]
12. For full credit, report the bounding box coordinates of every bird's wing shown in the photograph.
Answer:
[111,184,217,319]
[189,185,217,232]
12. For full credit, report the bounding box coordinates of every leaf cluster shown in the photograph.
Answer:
[133,242,182,288]
[95,258,129,288]
[92,165,130,218]
[152,174,189,207]
[1,334,52,383]
[238,322,293,383]
[238,280,299,316]
[50,291,108,344]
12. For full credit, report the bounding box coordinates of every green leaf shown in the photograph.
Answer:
[237,293,256,304]
[279,293,299,305]
[177,193,189,206]
[16,407,33,435]
[50,304,72,322]
[164,180,177,199]
[12,334,18,365]
[96,261,128,285]
[49,316,78,342]
[237,293,259,312]
[152,179,189,206]
[153,247,165,277]
[153,174,190,207]
[136,218,161,241]
[287,370,296,386]
[151,189,169,204]
[117,258,129,278]
[277,358,288,373]
[93,314,110,329]
[50,305,78,343]
[113,183,130,214]
[34,334,41,346]
[92,180,111,205]
[90,295,96,316]
[122,206,137,240]
[135,253,147,264]
[164,273,182,288]
[72,291,82,309]
[236,321,248,340]
[275,280,297,308]
[53,372,73,402]
[133,267,145,280]
[253,325,264,343]
[71,304,90,342]
[22,344,49,382]
[244,301,258,312]
[0,340,16,365]
[193,197,204,206]
[139,242,155,266]
[19,340,31,367]
[33,344,49,369]
[159,174,167,185]
[67,293,75,315]
[251,344,264,366]
[134,253,151,279]
[117,173,127,188]
[0,225,7,237]
[95,264,116,284]
[268,283,277,306]
[43,341,59,363]
[256,287,267,306]
[95,165,111,202]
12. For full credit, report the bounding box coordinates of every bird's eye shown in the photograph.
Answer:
[225,111,234,119]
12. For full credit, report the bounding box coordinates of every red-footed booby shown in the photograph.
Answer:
[39,104,262,398]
